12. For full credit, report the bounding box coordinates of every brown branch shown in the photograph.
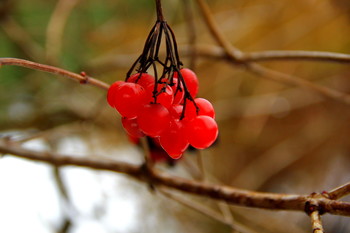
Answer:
[1,17,44,61]
[1,139,350,217]
[328,182,350,200]
[310,211,325,233]
[159,188,234,228]
[246,63,350,105]
[46,0,81,64]
[155,0,165,21]
[182,0,197,70]
[243,50,350,64]
[0,57,110,90]
[194,0,350,107]
[180,45,350,64]
[194,0,243,61]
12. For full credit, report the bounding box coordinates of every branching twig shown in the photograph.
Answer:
[194,0,243,61]
[194,0,350,107]
[1,139,350,217]
[0,57,109,90]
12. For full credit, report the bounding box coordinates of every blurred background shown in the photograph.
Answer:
[1,0,350,232]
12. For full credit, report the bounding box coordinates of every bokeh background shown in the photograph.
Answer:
[1,0,350,232]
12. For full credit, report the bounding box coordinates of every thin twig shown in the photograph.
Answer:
[194,0,243,61]
[1,17,44,61]
[247,63,350,105]
[179,45,350,64]
[1,139,350,217]
[159,188,234,228]
[310,211,324,233]
[0,57,109,90]
[46,0,81,64]
[243,50,350,64]
[85,44,350,74]
[182,0,197,70]
[328,182,350,200]
[194,0,350,106]
[155,0,165,21]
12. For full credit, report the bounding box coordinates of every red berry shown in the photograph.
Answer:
[149,146,169,163]
[107,81,125,107]
[114,82,147,118]
[180,68,199,98]
[127,73,155,89]
[159,119,189,159]
[168,104,183,119]
[145,83,174,108]
[121,117,145,138]
[137,104,171,137]
[186,116,218,149]
[181,98,216,120]
[195,98,215,118]
[165,77,184,104]
[182,100,197,121]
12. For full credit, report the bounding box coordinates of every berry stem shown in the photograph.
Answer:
[155,0,165,21]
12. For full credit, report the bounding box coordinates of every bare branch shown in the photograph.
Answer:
[180,45,350,64]
[310,211,324,233]
[1,17,44,61]
[159,188,234,228]
[0,57,110,90]
[246,63,350,105]
[155,0,165,21]
[1,139,350,217]
[328,182,350,200]
[194,0,243,61]
[193,0,350,107]
[46,0,81,63]
[243,50,350,64]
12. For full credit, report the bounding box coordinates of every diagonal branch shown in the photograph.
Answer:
[0,57,109,90]
[194,0,350,107]
[328,182,350,200]
[1,139,350,217]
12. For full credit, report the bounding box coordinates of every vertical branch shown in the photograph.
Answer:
[46,0,81,64]
[182,0,197,70]
[310,211,324,233]
[155,0,165,21]
[194,0,243,61]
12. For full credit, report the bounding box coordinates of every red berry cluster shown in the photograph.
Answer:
[107,68,218,159]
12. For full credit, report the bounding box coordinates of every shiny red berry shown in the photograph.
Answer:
[159,119,189,159]
[113,83,147,118]
[127,73,155,89]
[121,117,145,138]
[186,115,218,149]
[137,104,171,137]
[180,68,199,98]
[107,81,125,108]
